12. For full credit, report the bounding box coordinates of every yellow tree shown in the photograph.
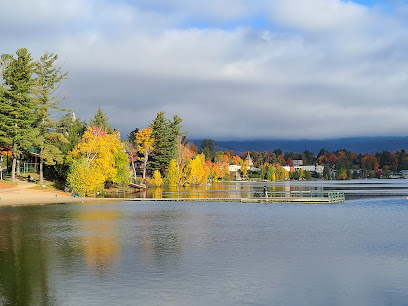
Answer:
[176,140,194,186]
[167,159,178,187]
[185,153,207,185]
[67,127,126,196]
[152,170,163,186]
[241,160,249,179]
[135,128,154,180]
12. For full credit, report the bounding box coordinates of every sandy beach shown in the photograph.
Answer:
[0,180,121,207]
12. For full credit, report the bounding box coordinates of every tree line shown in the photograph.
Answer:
[0,48,234,195]
[233,148,408,180]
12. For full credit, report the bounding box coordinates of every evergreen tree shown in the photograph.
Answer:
[149,112,185,174]
[0,48,37,182]
[90,107,113,133]
[201,139,215,161]
[33,52,68,185]
[127,128,139,144]
[54,112,87,181]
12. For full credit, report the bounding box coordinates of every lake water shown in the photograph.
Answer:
[124,179,408,199]
[1,181,408,305]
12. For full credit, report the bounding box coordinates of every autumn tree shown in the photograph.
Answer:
[184,153,206,185]
[266,164,275,181]
[361,154,379,171]
[175,139,194,186]
[241,160,249,179]
[167,159,178,187]
[135,128,154,180]
[151,170,163,186]
[67,127,130,196]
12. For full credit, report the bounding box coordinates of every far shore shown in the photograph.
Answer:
[0,180,122,207]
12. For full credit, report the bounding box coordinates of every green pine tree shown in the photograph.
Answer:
[90,107,113,133]
[0,48,37,182]
[33,52,69,185]
[149,112,185,175]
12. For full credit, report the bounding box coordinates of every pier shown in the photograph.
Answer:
[129,190,345,204]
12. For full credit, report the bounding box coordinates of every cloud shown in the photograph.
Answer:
[1,0,408,140]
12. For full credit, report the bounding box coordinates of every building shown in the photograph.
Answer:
[283,164,324,176]
[245,153,254,168]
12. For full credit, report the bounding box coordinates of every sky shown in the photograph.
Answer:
[1,0,408,140]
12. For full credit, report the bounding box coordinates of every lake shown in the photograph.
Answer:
[1,180,408,305]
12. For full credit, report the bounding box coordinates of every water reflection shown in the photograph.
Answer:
[76,205,121,272]
[0,208,56,305]
[131,207,211,268]
[1,198,408,305]
[140,179,408,198]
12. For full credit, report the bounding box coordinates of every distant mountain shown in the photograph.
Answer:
[191,137,408,155]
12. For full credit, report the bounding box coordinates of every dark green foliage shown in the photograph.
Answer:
[149,111,185,174]
[54,113,87,181]
[0,48,37,181]
[33,52,68,184]
[90,107,112,133]
[323,166,330,179]
[201,139,215,161]
[127,128,139,144]
[302,150,315,165]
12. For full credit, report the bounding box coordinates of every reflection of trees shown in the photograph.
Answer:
[0,209,55,305]
[136,209,212,268]
[138,211,183,267]
[78,206,121,272]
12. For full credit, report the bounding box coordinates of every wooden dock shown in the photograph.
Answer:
[128,183,146,190]
[131,190,345,204]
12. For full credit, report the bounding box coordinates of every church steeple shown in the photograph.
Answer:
[245,152,254,167]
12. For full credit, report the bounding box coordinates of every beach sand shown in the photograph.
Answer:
[0,180,120,207]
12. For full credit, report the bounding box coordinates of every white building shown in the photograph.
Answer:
[283,164,324,176]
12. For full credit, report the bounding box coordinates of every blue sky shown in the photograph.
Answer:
[1,0,408,140]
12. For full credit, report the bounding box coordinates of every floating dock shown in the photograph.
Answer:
[128,191,345,204]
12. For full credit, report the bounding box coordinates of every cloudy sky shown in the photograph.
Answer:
[1,0,408,140]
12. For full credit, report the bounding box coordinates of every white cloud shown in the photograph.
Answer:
[265,0,370,32]
[1,0,408,139]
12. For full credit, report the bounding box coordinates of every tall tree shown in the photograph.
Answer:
[33,52,68,185]
[201,139,215,161]
[54,112,87,181]
[0,48,37,182]
[89,107,113,133]
[67,127,128,196]
[149,112,184,174]
[135,128,154,180]
[0,54,13,178]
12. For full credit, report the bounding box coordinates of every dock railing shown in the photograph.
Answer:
[151,190,345,203]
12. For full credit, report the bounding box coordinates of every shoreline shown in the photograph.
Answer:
[0,180,122,207]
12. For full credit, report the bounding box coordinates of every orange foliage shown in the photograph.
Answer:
[328,154,337,164]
